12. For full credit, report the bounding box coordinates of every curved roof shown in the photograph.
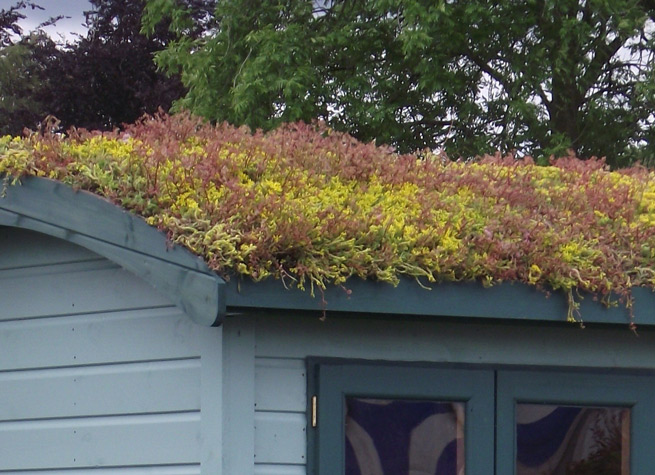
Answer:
[0,176,225,326]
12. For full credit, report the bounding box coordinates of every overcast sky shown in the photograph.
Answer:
[1,0,91,41]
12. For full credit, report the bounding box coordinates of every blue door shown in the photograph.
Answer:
[309,359,655,474]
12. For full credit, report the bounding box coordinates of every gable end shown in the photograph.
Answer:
[0,176,225,326]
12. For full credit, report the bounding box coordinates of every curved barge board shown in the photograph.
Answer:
[0,176,225,326]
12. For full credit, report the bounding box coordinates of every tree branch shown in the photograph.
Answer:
[580,31,630,97]
[465,51,512,94]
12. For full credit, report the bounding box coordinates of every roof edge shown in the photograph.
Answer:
[0,177,225,326]
[225,276,655,326]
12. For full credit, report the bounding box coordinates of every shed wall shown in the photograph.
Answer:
[0,227,222,474]
[223,311,655,475]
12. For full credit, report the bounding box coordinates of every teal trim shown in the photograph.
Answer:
[308,359,495,474]
[496,369,655,474]
[0,177,225,326]
[226,276,655,326]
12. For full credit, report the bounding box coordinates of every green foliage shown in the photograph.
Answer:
[3,113,655,324]
[0,39,46,135]
[144,0,655,167]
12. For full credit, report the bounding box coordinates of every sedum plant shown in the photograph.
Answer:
[1,113,655,325]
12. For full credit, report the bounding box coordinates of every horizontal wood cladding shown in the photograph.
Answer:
[0,229,214,473]
[0,306,207,471]
[0,359,201,422]
[0,226,99,270]
[254,357,307,470]
[0,308,203,371]
[0,412,201,470]
[255,358,306,413]
[253,465,306,475]
[0,263,172,321]
[252,314,655,369]
[0,466,201,474]
[254,412,306,465]
[0,228,170,322]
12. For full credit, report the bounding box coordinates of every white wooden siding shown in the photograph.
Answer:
[0,227,222,474]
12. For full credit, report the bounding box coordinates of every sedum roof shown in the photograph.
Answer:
[2,113,655,325]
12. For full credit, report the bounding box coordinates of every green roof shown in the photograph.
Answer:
[2,113,655,326]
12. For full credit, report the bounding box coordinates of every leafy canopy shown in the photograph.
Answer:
[3,113,655,324]
[144,0,655,167]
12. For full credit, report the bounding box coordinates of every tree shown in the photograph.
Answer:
[0,41,45,135]
[0,1,26,47]
[40,0,207,131]
[0,2,57,135]
[0,0,215,134]
[144,0,655,167]
[0,1,56,47]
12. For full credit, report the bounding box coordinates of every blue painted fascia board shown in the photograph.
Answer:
[0,176,226,326]
[225,276,655,326]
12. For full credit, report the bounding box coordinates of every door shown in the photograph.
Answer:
[496,369,655,474]
[309,359,655,474]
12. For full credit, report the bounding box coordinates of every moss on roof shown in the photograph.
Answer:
[2,113,655,324]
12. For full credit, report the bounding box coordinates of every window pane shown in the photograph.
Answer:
[345,398,465,475]
[516,404,630,474]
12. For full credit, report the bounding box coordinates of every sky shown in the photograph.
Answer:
[1,0,91,41]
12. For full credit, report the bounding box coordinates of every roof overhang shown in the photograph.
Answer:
[226,272,655,327]
[0,177,225,326]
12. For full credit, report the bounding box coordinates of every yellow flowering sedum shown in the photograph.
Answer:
[2,113,655,322]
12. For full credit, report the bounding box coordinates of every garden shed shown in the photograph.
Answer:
[2,117,655,474]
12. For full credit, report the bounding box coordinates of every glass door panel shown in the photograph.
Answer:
[310,361,494,475]
[345,398,465,475]
[497,370,655,475]
[516,403,630,474]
